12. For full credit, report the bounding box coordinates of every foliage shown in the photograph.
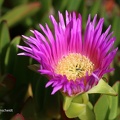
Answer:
[0,0,120,119]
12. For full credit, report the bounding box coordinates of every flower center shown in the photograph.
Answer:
[55,53,94,81]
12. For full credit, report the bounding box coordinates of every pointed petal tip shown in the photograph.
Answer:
[115,47,118,52]
[16,45,20,47]
[51,85,62,94]
[22,35,29,40]
[45,81,54,88]
[58,11,61,14]
[95,14,97,16]
[30,30,34,33]
[17,53,25,55]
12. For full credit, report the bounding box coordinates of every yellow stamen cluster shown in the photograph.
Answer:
[55,53,94,81]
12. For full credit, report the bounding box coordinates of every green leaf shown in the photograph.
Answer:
[0,2,41,27]
[66,0,82,11]
[34,76,60,119]
[11,39,33,85]
[80,1,87,30]
[65,102,86,118]
[112,16,120,47]
[78,104,95,120]
[94,81,120,120]
[21,97,38,120]
[63,93,88,111]
[73,93,89,104]
[38,0,51,13]
[87,79,117,96]
[63,93,95,120]
[63,95,74,111]
[10,0,29,6]
[65,102,95,120]
[58,0,68,12]
[108,81,120,119]
[94,95,109,120]
[0,0,4,7]
[4,36,21,73]
[43,87,60,119]
[0,21,10,74]
[89,0,101,17]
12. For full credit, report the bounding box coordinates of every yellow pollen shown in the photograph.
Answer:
[55,53,94,81]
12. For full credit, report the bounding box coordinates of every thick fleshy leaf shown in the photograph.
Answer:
[63,93,95,119]
[65,102,86,118]
[63,95,74,111]
[12,40,32,84]
[0,2,40,27]
[34,77,60,119]
[108,81,120,119]
[43,86,60,119]
[87,79,117,96]
[78,104,95,120]
[0,0,4,7]
[65,102,95,120]
[4,36,21,73]
[112,16,120,47]
[94,81,120,120]
[94,95,109,120]
[21,97,38,120]
[63,93,89,111]
[0,21,10,74]
[73,93,89,104]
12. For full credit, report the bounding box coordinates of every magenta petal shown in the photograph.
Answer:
[51,85,62,94]
[45,80,54,87]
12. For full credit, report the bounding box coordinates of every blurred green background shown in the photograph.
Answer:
[0,0,120,120]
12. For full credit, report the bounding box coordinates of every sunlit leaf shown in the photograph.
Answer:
[63,95,74,111]
[108,81,120,119]
[87,79,117,96]
[94,81,120,120]
[65,102,86,118]
[65,102,95,120]
[94,95,109,120]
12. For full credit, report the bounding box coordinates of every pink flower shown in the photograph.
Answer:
[17,11,117,96]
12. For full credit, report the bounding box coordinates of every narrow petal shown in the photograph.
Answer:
[51,85,62,94]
